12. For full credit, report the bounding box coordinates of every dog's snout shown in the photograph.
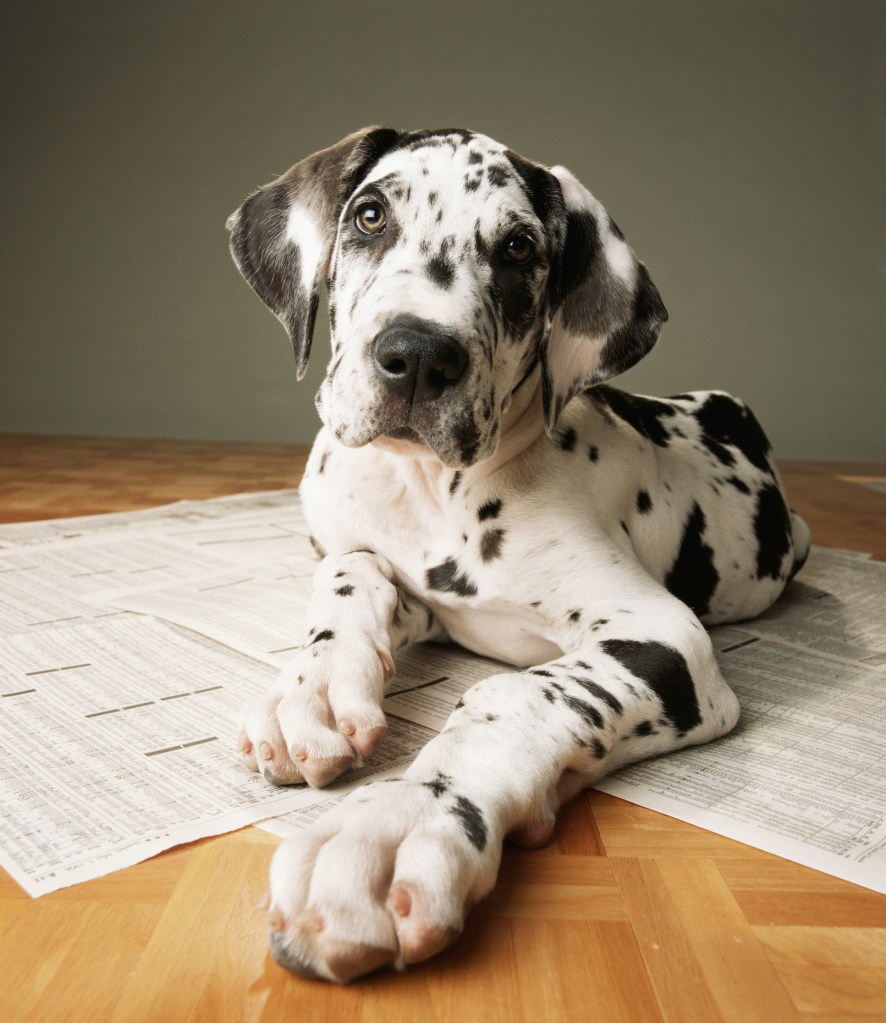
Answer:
[373,324,467,404]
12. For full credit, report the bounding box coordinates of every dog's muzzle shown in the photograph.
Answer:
[372,319,468,407]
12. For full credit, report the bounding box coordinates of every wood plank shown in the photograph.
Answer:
[612,857,802,1022]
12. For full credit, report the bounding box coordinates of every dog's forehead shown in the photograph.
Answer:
[355,132,541,232]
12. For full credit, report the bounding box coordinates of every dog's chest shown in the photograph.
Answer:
[302,445,487,594]
[300,440,561,663]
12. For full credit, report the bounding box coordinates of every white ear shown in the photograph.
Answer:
[227,127,403,379]
[541,166,667,432]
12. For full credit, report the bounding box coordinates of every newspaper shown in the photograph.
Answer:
[1,493,884,896]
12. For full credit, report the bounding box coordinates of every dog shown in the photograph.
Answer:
[227,127,810,982]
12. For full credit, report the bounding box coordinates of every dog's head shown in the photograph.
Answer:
[228,127,667,467]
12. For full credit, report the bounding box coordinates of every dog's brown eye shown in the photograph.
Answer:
[355,202,386,235]
[504,235,534,264]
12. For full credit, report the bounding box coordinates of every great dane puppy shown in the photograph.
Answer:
[227,127,810,982]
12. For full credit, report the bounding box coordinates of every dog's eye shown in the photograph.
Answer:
[504,234,535,264]
[355,202,386,235]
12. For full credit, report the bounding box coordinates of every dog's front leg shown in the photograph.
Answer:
[238,551,443,787]
[264,593,740,981]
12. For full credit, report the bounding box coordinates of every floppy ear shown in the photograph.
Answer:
[226,126,403,379]
[540,166,668,432]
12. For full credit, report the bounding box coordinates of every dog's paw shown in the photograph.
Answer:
[237,634,391,787]
[264,776,500,982]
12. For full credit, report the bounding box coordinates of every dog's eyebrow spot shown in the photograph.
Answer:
[477,498,502,521]
[480,528,505,563]
[636,489,652,514]
[426,558,477,597]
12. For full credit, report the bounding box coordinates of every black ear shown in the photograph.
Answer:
[226,126,403,379]
[540,166,668,432]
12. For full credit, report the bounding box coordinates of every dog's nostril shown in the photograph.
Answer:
[373,324,467,403]
[381,357,408,377]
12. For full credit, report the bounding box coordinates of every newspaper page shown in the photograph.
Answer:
[597,552,886,894]
[1,491,885,898]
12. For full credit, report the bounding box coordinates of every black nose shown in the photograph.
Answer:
[373,322,468,404]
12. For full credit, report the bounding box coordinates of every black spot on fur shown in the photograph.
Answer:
[423,772,451,797]
[464,174,481,193]
[450,795,487,851]
[568,609,582,623]
[588,445,600,462]
[468,150,484,165]
[426,558,477,597]
[664,503,720,618]
[487,163,510,187]
[530,668,553,677]
[449,471,463,496]
[478,498,503,521]
[592,387,675,447]
[426,253,455,289]
[334,585,354,597]
[474,228,490,263]
[693,393,773,474]
[601,638,701,736]
[754,482,792,580]
[569,676,624,716]
[563,694,604,730]
[308,629,335,645]
[634,720,655,736]
[726,475,751,495]
[480,528,505,562]
[556,426,577,452]
[636,489,652,514]
[591,738,608,759]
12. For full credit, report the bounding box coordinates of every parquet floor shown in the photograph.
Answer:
[1,434,884,1022]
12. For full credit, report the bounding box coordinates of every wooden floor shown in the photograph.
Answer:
[1,434,885,1022]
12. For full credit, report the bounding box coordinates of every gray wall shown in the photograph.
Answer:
[3,0,885,460]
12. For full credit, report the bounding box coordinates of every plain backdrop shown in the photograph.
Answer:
[3,0,884,460]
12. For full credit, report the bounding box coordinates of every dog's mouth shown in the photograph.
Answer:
[383,427,424,443]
